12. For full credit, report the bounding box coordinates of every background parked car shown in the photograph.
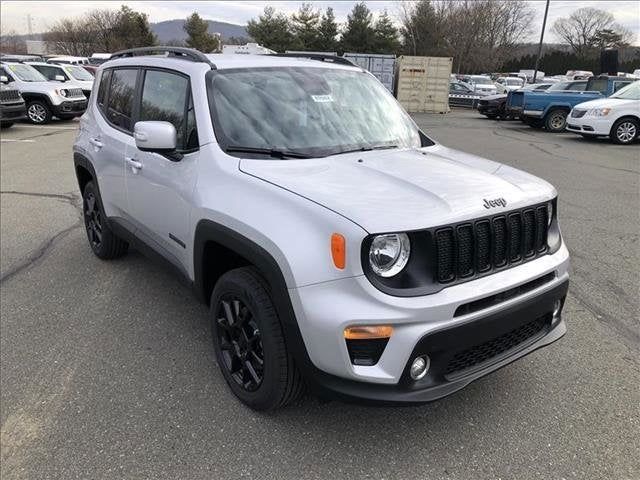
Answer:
[478,83,552,119]
[495,76,524,93]
[449,79,484,107]
[0,61,87,124]
[47,56,90,66]
[567,80,640,144]
[460,75,498,95]
[28,62,94,98]
[509,76,633,132]
[0,78,26,128]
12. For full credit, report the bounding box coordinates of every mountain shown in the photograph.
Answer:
[151,19,248,43]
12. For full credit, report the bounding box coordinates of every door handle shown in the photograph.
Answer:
[89,137,103,148]
[125,157,143,170]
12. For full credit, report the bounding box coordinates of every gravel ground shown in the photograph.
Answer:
[1,111,638,480]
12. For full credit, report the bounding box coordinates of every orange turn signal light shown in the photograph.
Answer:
[331,233,346,269]
[344,325,393,340]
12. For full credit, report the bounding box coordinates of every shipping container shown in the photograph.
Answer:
[395,56,453,113]
[342,53,396,92]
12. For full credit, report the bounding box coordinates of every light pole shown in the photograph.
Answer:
[533,0,550,83]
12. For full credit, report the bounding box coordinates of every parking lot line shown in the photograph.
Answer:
[1,139,36,143]
[7,125,78,130]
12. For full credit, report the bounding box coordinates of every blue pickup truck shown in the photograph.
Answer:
[507,76,634,132]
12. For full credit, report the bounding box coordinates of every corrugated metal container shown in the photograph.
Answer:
[395,56,453,113]
[342,53,396,92]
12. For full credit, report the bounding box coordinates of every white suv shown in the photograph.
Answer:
[73,47,570,410]
[27,61,94,99]
[0,61,87,123]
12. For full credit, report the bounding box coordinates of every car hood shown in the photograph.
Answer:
[239,145,556,233]
[574,97,638,109]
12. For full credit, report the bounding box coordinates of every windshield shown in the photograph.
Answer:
[209,67,422,157]
[6,64,47,82]
[64,65,93,81]
[611,81,640,99]
[470,76,493,85]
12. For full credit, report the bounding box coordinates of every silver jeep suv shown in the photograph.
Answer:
[73,47,570,410]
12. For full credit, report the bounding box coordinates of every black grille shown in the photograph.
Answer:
[454,272,555,317]
[67,88,84,98]
[0,89,21,102]
[445,315,549,376]
[435,205,549,284]
[571,109,586,118]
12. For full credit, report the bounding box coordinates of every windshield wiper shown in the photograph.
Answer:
[225,145,313,159]
[326,144,399,157]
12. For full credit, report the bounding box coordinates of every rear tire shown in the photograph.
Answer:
[210,267,304,411]
[610,117,638,144]
[26,100,52,124]
[544,109,568,132]
[82,181,128,259]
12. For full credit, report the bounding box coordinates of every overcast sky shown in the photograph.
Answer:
[1,1,639,44]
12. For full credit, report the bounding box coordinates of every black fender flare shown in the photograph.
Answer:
[193,219,318,383]
[73,152,100,195]
[19,92,54,108]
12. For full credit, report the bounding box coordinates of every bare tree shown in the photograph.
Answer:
[399,0,533,72]
[552,7,632,58]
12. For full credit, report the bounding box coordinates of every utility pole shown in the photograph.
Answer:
[533,0,550,83]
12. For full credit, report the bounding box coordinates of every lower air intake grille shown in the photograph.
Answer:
[445,315,549,376]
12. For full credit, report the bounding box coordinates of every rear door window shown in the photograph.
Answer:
[106,68,138,131]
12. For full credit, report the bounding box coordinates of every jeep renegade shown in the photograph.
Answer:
[73,47,570,410]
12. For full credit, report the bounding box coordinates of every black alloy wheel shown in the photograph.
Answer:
[84,190,103,249]
[215,295,265,392]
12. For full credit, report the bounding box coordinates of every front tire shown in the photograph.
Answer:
[610,117,638,144]
[26,100,52,124]
[82,181,128,259]
[210,267,303,411]
[544,109,568,132]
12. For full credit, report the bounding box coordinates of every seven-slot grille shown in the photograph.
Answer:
[434,205,549,284]
[66,88,84,98]
[0,89,21,102]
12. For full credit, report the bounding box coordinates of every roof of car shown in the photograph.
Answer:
[25,61,61,67]
[48,56,88,61]
[103,53,362,73]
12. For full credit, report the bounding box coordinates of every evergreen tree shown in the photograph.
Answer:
[373,10,400,54]
[246,6,296,53]
[184,12,219,52]
[291,3,321,51]
[318,7,339,53]
[340,2,376,53]
[115,5,156,49]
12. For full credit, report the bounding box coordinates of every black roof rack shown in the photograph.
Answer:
[110,46,216,69]
[268,53,358,68]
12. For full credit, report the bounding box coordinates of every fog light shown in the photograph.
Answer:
[410,356,430,380]
[553,299,562,318]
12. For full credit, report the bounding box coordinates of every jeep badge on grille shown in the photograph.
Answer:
[483,197,507,209]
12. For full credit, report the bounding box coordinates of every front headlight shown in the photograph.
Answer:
[586,107,611,117]
[57,89,68,97]
[369,233,410,277]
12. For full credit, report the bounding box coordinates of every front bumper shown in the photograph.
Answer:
[0,101,27,122]
[288,243,570,403]
[52,99,87,117]
[566,116,613,136]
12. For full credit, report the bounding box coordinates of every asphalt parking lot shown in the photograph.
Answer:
[1,110,638,479]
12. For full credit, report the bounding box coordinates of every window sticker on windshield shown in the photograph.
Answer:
[311,94,333,103]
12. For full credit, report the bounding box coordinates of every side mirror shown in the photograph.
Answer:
[54,74,66,82]
[134,121,177,153]
[0,75,9,84]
